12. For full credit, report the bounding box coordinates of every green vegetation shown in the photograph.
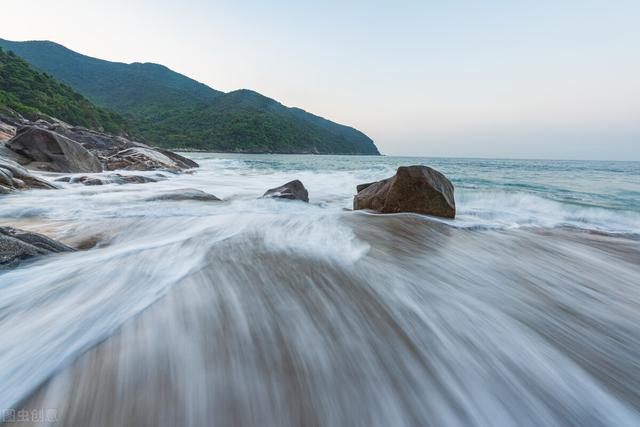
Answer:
[0,39,380,154]
[0,47,127,134]
[136,90,378,153]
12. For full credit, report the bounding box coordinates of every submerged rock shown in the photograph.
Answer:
[55,174,159,186]
[354,165,455,218]
[262,180,309,202]
[146,188,221,202]
[0,227,75,269]
[70,176,104,186]
[7,126,103,173]
[0,157,57,193]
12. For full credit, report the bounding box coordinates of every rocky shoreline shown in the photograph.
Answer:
[0,112,203,268]
[1,113,201,184]
[1,112,456,269]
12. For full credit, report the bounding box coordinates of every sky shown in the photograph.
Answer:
[2,0,639,160]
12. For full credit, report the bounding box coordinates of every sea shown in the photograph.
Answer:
[0,153,639,426]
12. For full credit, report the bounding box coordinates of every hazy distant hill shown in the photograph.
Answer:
[0,47,127,133]
[0,39,380,154]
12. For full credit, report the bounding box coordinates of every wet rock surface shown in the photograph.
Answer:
[146,188,221,202]
[55,174,161,186]
[0,227,75,269]
[262,180,309,202]
[0,157,57,193]
[1,115,198,174]
[7,126,103,173]
[354,165,456,218]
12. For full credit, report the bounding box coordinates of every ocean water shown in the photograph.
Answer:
[0,154,639,426]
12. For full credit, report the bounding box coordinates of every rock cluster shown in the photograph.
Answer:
[1,114,460,270]
[0,113,199,193]
[1,115,198,173]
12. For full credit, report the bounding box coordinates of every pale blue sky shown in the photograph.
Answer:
[3,0,639,159]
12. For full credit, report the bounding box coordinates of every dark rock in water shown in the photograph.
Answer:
[262,180,309,202]
[120,175,159,184]
[354,165,455,218]
[55,174,159,186]
[0,157,57,193]
[73,176,104,186]
[0,227,75,269]
[147,188,221,202]
[73,234,105,250]
[7,126,102,173]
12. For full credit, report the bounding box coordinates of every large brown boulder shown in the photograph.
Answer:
[0,227,75,269]
[7,126,102,173]
[353,165,455,218]
[0,157,57,193]
[262,180,309,202]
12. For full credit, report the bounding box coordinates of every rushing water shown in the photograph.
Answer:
[0,154,639,426]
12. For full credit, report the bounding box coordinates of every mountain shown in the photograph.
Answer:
[0,39,380,154]
[0,47,127,133]
[137,89,379,153]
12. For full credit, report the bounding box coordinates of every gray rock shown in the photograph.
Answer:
[262,180,309,202]
[354,165,456,219]
[146,188,221,202]
[154,148,199,169]
[105,147,197,172]
[0,141,29,164]
[2,114,198,173]
[55,174,160,186]
[0,157,57,193]
[0,121,16,141]
[48,124,197,170]
[7,126,103,173]
[0,227,75,269]
[119,175,159,184]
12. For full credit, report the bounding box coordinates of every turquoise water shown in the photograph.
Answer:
[2,153,637,234]
[212,154,640,209]
[190,154,640,234]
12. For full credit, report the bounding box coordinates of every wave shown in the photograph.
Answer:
[454,190,640,235]
[3,210,640,426]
